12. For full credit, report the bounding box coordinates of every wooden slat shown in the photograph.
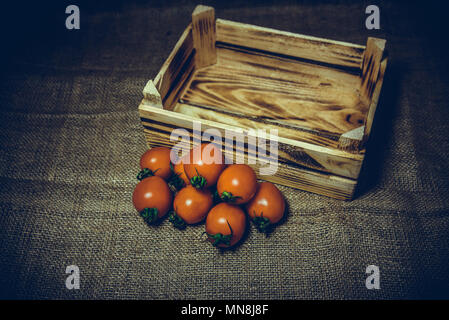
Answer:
[364,58,387,138]
[360,37,387,139]
[138,103,364,180]
[216,19,365,69]
[173,102,341,149]
[162,52,196,111]
[192,5,217,68]
[153,24,194,101]
[181,46,366,136]
[139,120,357,200]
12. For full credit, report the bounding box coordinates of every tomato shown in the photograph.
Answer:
[245,182,285,233]
[132,176,173,224]
[138,147,172,181]
[169,185,213,228]
[184,143,225,189]
[217,164,257,204]
[170,153,190,190]
[205,203,246,248]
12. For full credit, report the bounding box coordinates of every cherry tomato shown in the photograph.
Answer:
[217,164,257,205]
[184,143,225,189]
[169,185,213,228]
[138,147,172,181]
[205,203,246,248]
[245,182,285,233]
[132,176,173,224]
[170,153,190,190]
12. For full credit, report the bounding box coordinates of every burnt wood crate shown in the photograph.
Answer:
[138,5,388,200]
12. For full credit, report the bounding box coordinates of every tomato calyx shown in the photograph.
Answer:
[168,211,186,230]
[137,168,159,181]
[190,167,207,189]
[206,220,233,247]
[212,189,222,204]
[168,163,185,191]
[206,232,232,247]
[140,207,159,224]
[220,191,242,203]
[252,212,271,234]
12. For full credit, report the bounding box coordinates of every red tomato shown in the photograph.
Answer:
[170,185,213,228]
[205,203,246,248]
[245,182,285,233]
[138,147,172,181]
[217,164,257,204]
[132,176,172,224]
[184,143,225,189]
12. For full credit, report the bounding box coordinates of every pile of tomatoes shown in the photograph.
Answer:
[132,143,286,248]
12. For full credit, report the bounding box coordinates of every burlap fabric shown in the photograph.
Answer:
[1,1,448,299]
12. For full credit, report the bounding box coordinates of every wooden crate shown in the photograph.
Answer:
[138,5,387,200]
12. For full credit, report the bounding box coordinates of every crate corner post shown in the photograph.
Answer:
[361,37,388,141]
[142,80,163,108]
[191,5,217,69]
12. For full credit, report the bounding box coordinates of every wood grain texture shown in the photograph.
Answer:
[180,45,367,136]
[138,103,363,180]
[192,5,217,68]
[360,37,388,139]
[138,112,357,200]
[173,102,341,149]
[142,80,162,108]
[153,24,194,102]
[216,19,365,69]
[162,52,196,111]
[338,125,365,152]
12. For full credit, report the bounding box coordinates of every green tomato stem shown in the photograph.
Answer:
[207,220,233,247]
[140,207,159,224]
[137,168,159,181]
[168,211,186,230]
[220,191,242,203]
[252,215,271,234]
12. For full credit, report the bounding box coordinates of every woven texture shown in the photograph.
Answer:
[1,1,449,299]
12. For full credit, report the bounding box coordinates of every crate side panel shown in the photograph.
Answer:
[141,124,356,200]
[139,104,363,180]
[153,24,194,103]
[216,19,365,69]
